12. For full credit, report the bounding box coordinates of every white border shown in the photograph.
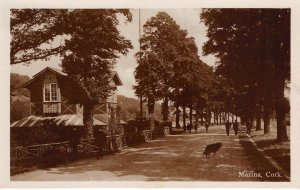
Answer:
[1,0,300,188]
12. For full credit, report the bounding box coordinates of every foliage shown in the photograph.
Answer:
[10,126,84,147]
[134,12,182,105]
[10,9,68,65]
[135,12,212,125]
[10,99,30,123]
[11,9,133,104]
[10,73,31,123]
[61,10,133,105]
[201,8,290,104]
[10,73,30,97]
[11,9,134,137]
[200,9,290,140]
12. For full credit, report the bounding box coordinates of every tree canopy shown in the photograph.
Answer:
[11,9,68,65]
[11,9,133,138]
[201,8,290,141]
[135,12,213,128]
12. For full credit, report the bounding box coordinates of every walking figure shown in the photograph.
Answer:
[225,120,231,136]
[194,122,198,133]
[205,122,209,133]
[187,123,192,133]
[183,125,187,133]
[94,128,107,159]
[233,120,239,136]
[246,119,252,135]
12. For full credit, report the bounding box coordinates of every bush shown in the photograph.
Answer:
[11,125,84,147]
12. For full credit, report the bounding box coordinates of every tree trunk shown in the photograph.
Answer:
[83,102,95,139]
[200,109,203,126]
[208,111,212,125]
[189,107,193,125]
[276,102,288,141]
[251,117,255,129]
[275,79,288,142]
[148,97,155,139]
[256,106,262,131]
[148,98,155,130]
[183,105,186,128]
[175,102,180,128]
[162,97,169,122]
[196,111,199,126]
[263,103,271,134]
[241,117,245,126]
[139,96,143,119]
[256,114,262,131]
[213,112,216,124]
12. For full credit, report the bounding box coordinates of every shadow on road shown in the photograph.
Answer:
[238,134,289,181]
[11,126,290,181]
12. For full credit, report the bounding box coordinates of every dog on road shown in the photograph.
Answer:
[203,142,223,158]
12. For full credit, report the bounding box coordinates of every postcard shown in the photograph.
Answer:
[1,0,300,188]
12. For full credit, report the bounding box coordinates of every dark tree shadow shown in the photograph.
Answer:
[238,135,289,181]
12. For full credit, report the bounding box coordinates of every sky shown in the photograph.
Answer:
[10,9,217,99]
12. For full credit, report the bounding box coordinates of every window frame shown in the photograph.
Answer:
[43,83,60,102]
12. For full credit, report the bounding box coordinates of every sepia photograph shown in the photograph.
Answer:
[1,1,300,187]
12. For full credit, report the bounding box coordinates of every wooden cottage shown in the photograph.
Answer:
[11,67,123,138]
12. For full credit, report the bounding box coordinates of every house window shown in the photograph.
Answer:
[44,83,59,102]
[44,84,51,102]
[51,84,58,101]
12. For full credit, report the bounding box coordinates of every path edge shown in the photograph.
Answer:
[246,134,290,181]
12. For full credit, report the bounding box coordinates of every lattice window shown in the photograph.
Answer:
[51,84,58,101]
[43,83,59,102]
[44,84,51,102]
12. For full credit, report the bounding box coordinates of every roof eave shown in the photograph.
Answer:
[21,67,67,89]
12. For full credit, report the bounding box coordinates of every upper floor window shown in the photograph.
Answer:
[44,83,59,102]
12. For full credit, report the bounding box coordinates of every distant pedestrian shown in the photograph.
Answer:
[183,125,187,133]
[94,128,107,159]
[225,120,231,136]
[233,120,239,136]
[246,120,252,135]
[194,122,198,133]
[187,123,192,133]
[205,122,209,133]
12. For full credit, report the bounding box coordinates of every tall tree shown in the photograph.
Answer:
[61,10,133,137]
[135,12,192,130]
[201,9,290,141]
[11,9,133,138]
[134,53,164,132]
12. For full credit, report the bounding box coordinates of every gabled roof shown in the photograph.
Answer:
[22,67,67,88]
[22,67,122,88]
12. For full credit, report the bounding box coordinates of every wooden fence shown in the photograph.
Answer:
[11,128,169,161]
